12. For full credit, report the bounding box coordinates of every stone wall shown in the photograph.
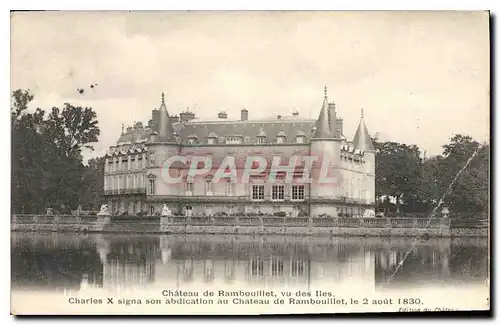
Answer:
[450,227,488,237]
[11,215,487,238]
[163,224,452,237]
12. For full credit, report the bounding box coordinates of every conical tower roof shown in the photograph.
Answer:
[353,109,374,151]
[158,92,176,142]
[313,86,333,139]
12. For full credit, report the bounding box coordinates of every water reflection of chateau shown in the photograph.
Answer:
[11,234,489,292]
[156,239,376,289]
[95,236,158,291]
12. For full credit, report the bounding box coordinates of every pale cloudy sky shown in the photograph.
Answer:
[11,11,490,160]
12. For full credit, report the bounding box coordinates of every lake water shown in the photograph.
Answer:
[11,233,490,315]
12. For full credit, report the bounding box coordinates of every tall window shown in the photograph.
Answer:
[149,178,156,195]
[272,185,284,201]
[296,136,304,144]
[225,181,234,196]
[271,258,284,276]
[149,205,155,215]
[252,185,264,201]
[291,260,305,276]
[226,205,234,215]
[257,137,265,144]
[149,154,156,166]
[204,260,215,283]
[183,259,193,282]
[251,258,264,276]
[186,181,194,193]
[205,178,213,194]
[225,260,235,281]
[292,185,305,201]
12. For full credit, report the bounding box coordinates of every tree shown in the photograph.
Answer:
[79,157,105,210]
[440,135,489,214]
[374,140,422,212]
[11,89,101,213]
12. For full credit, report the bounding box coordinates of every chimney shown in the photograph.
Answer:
[179,108,196,122]
[241,108,248,121]
[218,111,228,119]
[152,109,160,128]
[292,110,299,117]
[277,115,282,120]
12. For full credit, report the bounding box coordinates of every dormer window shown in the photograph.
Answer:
[276,131,286,144]
[187,134,198,144]
[226,136,242,144]
[257,128,267,144]
[296,130,306,143]
[174,132,181,144]
[207,132,218,145]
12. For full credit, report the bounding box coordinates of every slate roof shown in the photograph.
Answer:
[114,90,349,146]
[115,117,317,145]
[353,116,375,151]
[172,118,316,144]
[314,96,333,138]
[117,127,152,144]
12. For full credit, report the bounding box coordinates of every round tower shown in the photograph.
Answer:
[310,86,342,217]
[353,109,376,205]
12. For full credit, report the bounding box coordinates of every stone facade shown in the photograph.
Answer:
[103,88,376,218]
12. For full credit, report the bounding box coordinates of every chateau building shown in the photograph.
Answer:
[103,87,375,217]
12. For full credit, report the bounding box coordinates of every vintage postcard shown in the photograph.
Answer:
[10,11,490,315]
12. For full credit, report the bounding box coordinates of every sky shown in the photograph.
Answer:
[11,11,490,160]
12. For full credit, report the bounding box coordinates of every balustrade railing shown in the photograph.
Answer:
[163,216,451,229]
[103,188,146,195]
[12,214,452,229]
